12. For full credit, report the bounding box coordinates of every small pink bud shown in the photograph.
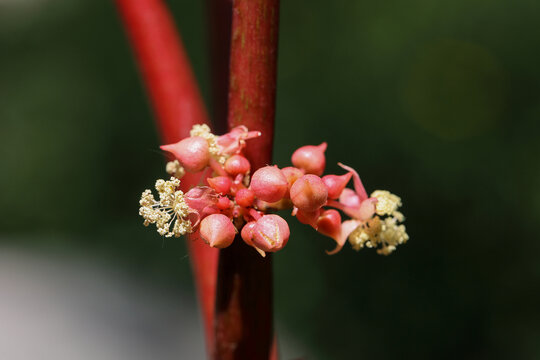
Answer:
[241,220,257,246]
[199,214,236,248]
[224,155,251,175]
[322,172,352,199]
[235,188,255,207]
[249,166,288,203]
[316,209,342,240]
[290,174,328,212]
[281,166,304,198]
[252,214,290,252]
[207,176,232,195]
[217,196,232,210]
[291,142,327,176]
[161,136,210,172]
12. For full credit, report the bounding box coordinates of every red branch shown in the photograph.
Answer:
[115,0,218,355]
[206,0,233,134]
[214,0,280,359]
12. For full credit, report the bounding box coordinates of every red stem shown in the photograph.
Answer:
[214,0,280,359]
[115,0,218,355]
[205,0,233,134]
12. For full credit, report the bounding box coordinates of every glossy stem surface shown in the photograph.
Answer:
[206,0,233,134]
[214,0,280,359]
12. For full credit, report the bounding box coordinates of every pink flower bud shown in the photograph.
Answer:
[235,188,255,207]
[281,166,304,198]
[252,214,290,252]
[224,155,251,175]
[291,142,327,176]
[207,176,232,195]
[316,209,342,240]
[290,174,328,212]
[160,136,210,172]
[199,214,236,248]
[322,172,352,199]
[217,196,232,210]
[249,166,288,203]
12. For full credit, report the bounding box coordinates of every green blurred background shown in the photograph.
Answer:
[1,0,539,359]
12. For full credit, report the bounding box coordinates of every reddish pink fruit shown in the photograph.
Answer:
[252,214,290,252]
[160,136,210,172]
[199,214,236,248]
[322,172,352,199]
[235,188,255,207]
[291,142,327,176]
[290,174,328,212]
[224,154,251,175]
[207,176,232,195]
[249,166,288,203]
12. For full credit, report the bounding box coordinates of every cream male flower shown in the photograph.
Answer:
[166,160,185,179]
[138,177,194,238]
[348,191,408,255]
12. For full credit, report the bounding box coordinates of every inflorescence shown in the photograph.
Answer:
[139,124,408,256]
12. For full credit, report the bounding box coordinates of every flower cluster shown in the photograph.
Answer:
[139,124,408,256]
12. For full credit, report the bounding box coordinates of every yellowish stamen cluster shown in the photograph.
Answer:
[166,160,185,179]
[371,190,402,216]
[348,190,408,255]
[139,177,193,238]
[190,124,226,163]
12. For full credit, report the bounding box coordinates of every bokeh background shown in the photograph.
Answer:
[1,0,540,359]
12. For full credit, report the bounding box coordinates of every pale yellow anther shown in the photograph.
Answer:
[166,160,185,179]
[348,191,408,255]
[371,190,402,216]
[190,124,226,164]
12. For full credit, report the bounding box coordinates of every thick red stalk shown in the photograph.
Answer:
[115,0,218,355]
[205,0,233,134]
[214,0,280,359]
